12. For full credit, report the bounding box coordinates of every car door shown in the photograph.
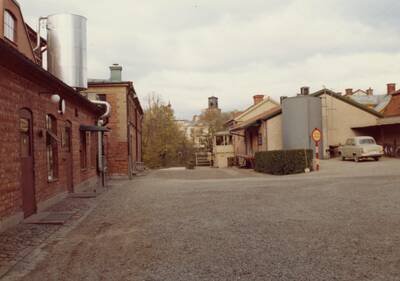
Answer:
[343,138,353,157]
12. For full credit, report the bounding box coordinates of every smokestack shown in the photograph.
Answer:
[110,64,122,82]
[345,88,353,96]
[300,87,310,96]
[253,95,264,105]
[366,88,373,96]
[387,83,396,95]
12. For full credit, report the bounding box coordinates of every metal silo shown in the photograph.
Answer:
[46,14,87,89]
[282,89,323,157]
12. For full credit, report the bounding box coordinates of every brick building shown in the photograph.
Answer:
[0,0,106,231]
[85,65,143,179]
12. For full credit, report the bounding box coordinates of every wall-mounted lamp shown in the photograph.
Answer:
[51,94,61,104]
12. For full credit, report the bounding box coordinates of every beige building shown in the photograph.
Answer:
[229,89,383,164]
[316,89,382,158]
[228,95,280,160]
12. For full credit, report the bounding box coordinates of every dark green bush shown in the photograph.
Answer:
[255,149,313,175]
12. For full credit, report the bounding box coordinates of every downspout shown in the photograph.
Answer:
[91,100,111,187]
[127,92,132,179]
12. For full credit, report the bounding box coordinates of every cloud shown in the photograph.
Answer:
[19,0,400,119]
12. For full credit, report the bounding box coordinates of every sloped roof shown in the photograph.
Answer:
[234,96,280,121]
[230,107,281,131]
[312,89,383,117]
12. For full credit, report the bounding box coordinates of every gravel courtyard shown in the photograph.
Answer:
[3,158,400,281]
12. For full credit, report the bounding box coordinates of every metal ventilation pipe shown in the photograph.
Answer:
[91,100,111,120]
[301,87,310,96]
[34,17,47,52]
[90,100,111,187]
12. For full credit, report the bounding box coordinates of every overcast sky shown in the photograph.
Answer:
[20,0,400,119]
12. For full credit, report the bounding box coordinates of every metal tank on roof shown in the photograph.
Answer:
[282,87,323,157]
[46,14,87,89]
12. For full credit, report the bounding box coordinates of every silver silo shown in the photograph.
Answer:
[282,92,323,157]
[46,14,87,89]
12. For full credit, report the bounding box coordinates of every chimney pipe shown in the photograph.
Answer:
[300,87,310,96]
[253,95,264,105]
[387,83,396,95]
[110,64,122,82]
[366,88,373,96]
[345,88,353,96]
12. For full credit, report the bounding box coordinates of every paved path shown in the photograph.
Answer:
[3,159,400,280]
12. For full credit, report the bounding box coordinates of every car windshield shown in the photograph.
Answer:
[359,138,375,144]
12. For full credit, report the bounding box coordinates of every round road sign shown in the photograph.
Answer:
[312,128,322,143]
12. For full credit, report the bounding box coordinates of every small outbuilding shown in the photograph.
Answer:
[213,131,234,168]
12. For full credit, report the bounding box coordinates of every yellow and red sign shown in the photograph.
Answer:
[311,128,322,143]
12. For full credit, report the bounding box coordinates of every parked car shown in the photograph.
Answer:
[339,136,383,162]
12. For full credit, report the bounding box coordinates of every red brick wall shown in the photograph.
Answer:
[103,89,129,176]
[384,94,400,117]
[86,84,143,176]
[0,65,99,221]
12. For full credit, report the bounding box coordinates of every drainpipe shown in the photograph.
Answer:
[90,100,111,187]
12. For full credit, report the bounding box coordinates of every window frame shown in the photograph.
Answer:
[4,10,17,43]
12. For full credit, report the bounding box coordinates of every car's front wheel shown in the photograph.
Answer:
[374,157,380,161]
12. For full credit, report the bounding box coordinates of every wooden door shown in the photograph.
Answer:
[19,109,36,218]
[64,121,74,192]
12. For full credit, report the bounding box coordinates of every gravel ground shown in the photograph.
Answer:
[3,158,400,281]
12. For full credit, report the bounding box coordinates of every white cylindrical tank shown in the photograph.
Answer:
[46,14,87,89]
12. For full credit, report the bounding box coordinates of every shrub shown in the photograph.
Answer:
[255,149,313,175]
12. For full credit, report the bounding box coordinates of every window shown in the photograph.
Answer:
[216,136,224,146]
[80,131,87,169]
[359,138,376,145]
[46,114,59,180]
[20,117,31,157]
[63,121,72,152]
[98,94,107,101]
[4,10,16,42]
[227,135,233,145]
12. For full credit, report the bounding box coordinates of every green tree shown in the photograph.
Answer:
[198,109,235,151]
[142,94,194,168]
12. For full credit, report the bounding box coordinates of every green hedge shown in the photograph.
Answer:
[255,149,313,175]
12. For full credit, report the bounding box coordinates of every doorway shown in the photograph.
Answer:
[19,109,36,218]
